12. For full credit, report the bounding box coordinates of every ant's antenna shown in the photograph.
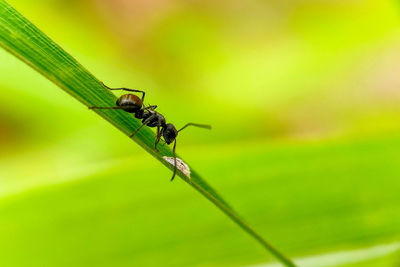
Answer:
[178,123,211,132]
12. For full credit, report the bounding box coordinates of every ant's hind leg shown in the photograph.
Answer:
[102,82,146,102]
[170,139,177,181]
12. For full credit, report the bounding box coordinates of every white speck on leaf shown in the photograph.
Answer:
[163,156,191,179]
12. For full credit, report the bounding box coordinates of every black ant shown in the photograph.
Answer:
[90,83,211,181]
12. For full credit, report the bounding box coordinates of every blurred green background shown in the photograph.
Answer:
[1,0,400,266]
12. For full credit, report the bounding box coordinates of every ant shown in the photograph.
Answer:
[89,83,211,181]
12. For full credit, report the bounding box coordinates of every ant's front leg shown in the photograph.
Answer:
[102,82,146,102]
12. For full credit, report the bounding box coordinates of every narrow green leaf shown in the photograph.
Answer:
[0,1,295,266]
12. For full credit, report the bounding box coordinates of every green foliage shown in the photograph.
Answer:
[0,1,295,266]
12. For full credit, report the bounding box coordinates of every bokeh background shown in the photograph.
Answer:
[1,0,400,266]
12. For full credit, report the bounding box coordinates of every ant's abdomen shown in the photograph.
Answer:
[116,94,142,113]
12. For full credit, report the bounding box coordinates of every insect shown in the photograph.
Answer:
[90,83,211,181]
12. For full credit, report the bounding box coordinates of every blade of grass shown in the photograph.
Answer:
[0,1,295,266]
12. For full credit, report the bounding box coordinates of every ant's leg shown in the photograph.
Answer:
[129,114,157,138]
[89,105,137,110]
[154,125,161,152]
[102,82,146,102]
[143,105,157,111]
[178,123,212,132]
[129,123,146,138]
[159,128,167,146]
[170,139,177,181]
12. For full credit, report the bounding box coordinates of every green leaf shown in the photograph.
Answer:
[0,1,295,266]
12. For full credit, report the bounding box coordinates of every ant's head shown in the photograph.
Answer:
[162,123,178,145]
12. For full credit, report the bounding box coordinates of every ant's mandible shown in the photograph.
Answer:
[89,83,211,181]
